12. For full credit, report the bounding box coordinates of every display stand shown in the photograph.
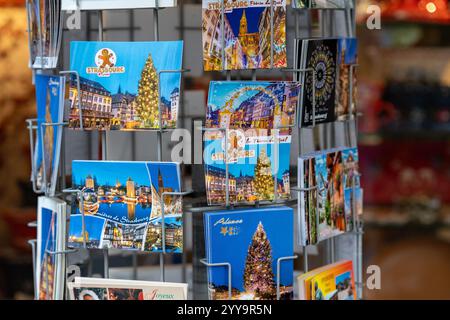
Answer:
[25,1,363,301]
[26,0,192,288]
[292,1,363,300]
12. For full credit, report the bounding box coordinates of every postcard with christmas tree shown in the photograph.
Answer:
[202,0,287,71]
[206,81,300,130]
[68,160,183,253]
[336,38,358,121]
[294,38,338,127]
[68,41,183,130]
[315,149,345,242]
[34,74,65,196]
[204,129,291,205]
[37,196,67,300]
[204,206,294,300]
[292,0,352,8]
[68,277,187,300]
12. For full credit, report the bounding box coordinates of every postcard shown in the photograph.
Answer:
[315,149,345,241]
[298,153,318,245]
[67,277,187,300]
[204,129,291,205]
[342,147,361,231]
[297,260,355,300]
[311,261,355,300]
[294,38,338,127]
[204,81,299,206]
[299,148,351,244]
[68,161,183,253]
[62,0,178,10]
[204,206,294,300]
[68,41,183,130]
[26,0,63,68]
[36,196,67,300]
[26,0,40,67]
[206,81,300,130]
[336,38,358,121]
[202,0,287,71]
[34,74,65,196]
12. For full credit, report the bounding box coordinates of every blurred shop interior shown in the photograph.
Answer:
[0,0,449,299]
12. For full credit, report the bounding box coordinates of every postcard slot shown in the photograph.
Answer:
[39,122,68,197]
[281,68,317,128]
[159,190,193,282]
[27,239,38,300]
[26,118,45,194]
[160,190,193,254]
[63,188,88,249]
[351,172,362,233]
[292,184,323,246]
[200,258,232,300]
[60,71,84,130]
[42,248,77,300]
[335,63,361,122]
[276,255,298,300]
[202,127,232,207]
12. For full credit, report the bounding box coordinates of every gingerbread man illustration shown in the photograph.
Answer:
[98,49,114,68]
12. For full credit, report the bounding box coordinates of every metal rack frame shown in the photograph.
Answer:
[26,1,363,301]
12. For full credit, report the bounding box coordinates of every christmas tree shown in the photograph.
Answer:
[253,149,275,201]
[135,53,160,128]
[243,222,275,299]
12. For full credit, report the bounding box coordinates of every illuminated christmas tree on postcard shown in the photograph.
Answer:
[204,207,294,300]
[68,41,183,130]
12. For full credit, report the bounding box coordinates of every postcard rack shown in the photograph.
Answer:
[293,3,364,299]
[25,1,364,301]
[199,2,363,300]
[26,1,194,297]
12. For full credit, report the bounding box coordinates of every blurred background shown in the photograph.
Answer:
[0,0,449,299]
